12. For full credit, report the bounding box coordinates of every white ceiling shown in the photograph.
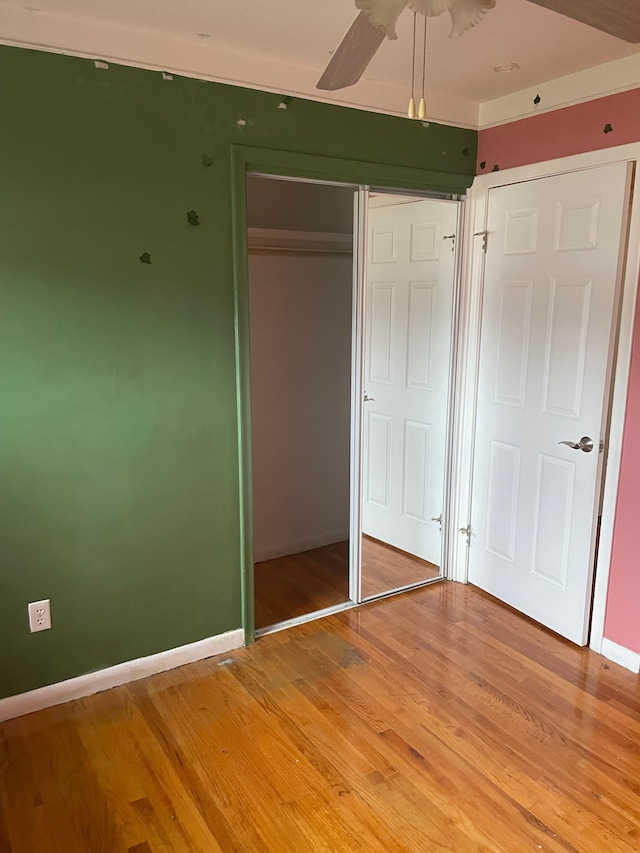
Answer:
[1,0,640,128]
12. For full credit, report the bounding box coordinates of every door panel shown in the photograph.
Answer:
[542,277,591,417]
[494,279,533,407]
[485,440,521,563]
[366,412,392,508]
[407,281,437,389]
[369,283,395,382]
[361,197,458,595]
[469,162,632,644]
[403,419,431,522]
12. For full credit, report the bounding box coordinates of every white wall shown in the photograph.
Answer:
[249,252,353,562]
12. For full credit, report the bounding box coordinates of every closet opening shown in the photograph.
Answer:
[246,174,463,636]
[247,175,356,634]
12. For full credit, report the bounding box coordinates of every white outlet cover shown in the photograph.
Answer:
[28,599,52,633]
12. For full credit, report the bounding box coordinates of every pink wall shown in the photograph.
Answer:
[477,89,640,654]
[477,88,640,174]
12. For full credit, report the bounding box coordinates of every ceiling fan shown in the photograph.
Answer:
[317,0,640,91]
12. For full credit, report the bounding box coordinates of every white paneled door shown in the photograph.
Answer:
[469,163,632,644]
[362,198,458,565]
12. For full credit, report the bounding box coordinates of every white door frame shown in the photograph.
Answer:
[349,186,369,604]
[449,142,640,655]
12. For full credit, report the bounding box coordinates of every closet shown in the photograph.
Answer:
[247,176,355,631]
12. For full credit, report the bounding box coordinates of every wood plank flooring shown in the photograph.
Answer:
[361,535,440,599]
[254,541,349,629]
[2,583,640,852]
[254,537,440,629]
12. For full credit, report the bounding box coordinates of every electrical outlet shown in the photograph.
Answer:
[28,599,52,633]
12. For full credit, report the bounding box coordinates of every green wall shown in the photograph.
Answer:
[0,45,476,700]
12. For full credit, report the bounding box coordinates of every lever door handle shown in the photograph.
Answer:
[364,393,375,402]
[558,436,594,453]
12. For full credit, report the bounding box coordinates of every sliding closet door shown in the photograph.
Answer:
[357,194,459,600]
[248,175,356,630]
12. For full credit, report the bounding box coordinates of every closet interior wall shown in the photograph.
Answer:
[247,176,355,564]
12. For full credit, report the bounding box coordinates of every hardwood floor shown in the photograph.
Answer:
[361,535,440,599]
[254,537,440,630]
[254,541,349,629]
[2,583,640,852]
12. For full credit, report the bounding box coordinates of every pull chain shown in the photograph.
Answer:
[408,12,417,118]
[419,15,427,120]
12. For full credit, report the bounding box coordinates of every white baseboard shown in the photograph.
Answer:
[601,638,640,674]
[0,628,244,723]
[254,529,350,564]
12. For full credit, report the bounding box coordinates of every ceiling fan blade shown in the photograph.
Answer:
[526,0,640,43]
[317,11,386,91]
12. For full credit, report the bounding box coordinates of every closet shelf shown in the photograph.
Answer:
[247,228,353,255]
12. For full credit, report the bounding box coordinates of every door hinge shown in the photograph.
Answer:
[459,525,472,545]
[474,231,488,253]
